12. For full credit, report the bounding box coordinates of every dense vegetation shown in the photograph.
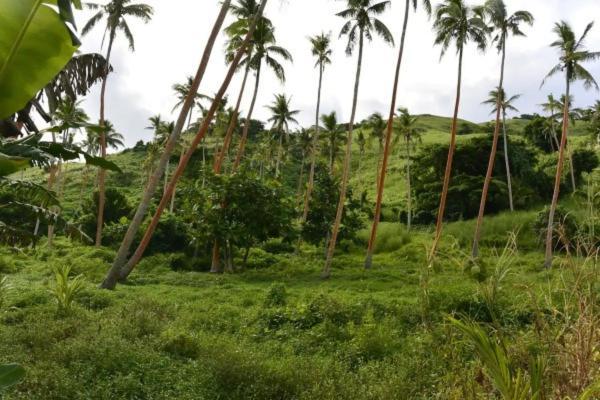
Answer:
[1,0,599,399]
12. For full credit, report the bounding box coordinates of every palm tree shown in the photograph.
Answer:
[172,77,212,128]
[367,112,386,185]
[83,0,153,247]
[213,0,270,175]
[393,108,422,230]
[267,94,299,177]
[540,94,561,150]
[541,21,599,268]
[320,112,345,175]
[481,87,521,208]
[323,0,394,278]
[232,19,293,170]
[364,0,432,268]
[103,0,236,289]
[302,32,333,223]
[356,130,367,187]
[114,0,270,286]
[471,0,533,259]
[428,0,488,263]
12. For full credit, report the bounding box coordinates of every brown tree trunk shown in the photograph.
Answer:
[365,0,410,269]
[101,0,232,289]
[471,34,507,259]
[322,29,364,279]
[95,34,115,247]
[544,77,571,268]
[233,62,262,171]
[296,152,306,202]
[118,0,268,281]
[502,110,514,211]
[301,61,325,223]
[214,56,252,174]
[428,46,464,263]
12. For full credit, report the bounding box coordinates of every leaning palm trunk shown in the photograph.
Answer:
[428,47,464,263]
[365,0,410,269]
[322,29,364,279]
[301,61,325,223]
[502,110,514,211]
[119,0,268,281]
[544,77,571,268]
[101,0,232,289]
[233,62,262,170]
[214,56,253,174]
[96,34,115,247]
[472,34,507,259]
[406,137,412,230]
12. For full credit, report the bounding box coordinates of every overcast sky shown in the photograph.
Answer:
[73,0,600,148]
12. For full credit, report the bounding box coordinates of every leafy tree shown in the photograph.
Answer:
[303,164,365,249]
[541,20,599,268]
[320,112,345,175]
[523,115,558,153]
[429,0,488,262]
[324,0,394,278]
[539,94,561,150]
[83,0,153,246]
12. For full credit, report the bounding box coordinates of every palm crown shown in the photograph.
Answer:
[482,88,520,115]
[83,0,153,50]
[267,94,299,134]
[433,0,488,58]
[478,0,533,53]
[542,21,600,90]
[309,33,333,68]
[337,0,394,55]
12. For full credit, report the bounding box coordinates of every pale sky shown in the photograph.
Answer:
[73,0,600,148]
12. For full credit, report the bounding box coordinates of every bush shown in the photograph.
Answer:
[264,283,287,307]
[244,248,278,269]
[533,205,579,251]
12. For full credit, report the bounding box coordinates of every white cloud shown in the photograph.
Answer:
[74,0,600,148]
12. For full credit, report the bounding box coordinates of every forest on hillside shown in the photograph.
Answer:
[0,0,599,398]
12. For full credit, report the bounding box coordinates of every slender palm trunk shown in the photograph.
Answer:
[471,36,507,258]
[296,152,306,202]
[428,47,464,263]
[46,164,58,248]
[234,62,262,170]
[302,62,325,223]
[214,57,252,174]
[502,110,514,211]
[568,142,576,192]
[275,131,284,177]
[95,35,115,247]
[118,1,268,281]
[406,137,412,231]
[544,77,571,268]
[163,159,170,196]
[322,29,364,279]
[365,1,410,269]
[101,0,232,289]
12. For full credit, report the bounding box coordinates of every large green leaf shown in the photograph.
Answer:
[0,153,29,177]
[0,364,25,390]
[0,0,78,119]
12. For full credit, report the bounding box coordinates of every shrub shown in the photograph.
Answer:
[48,265,86,313]
[533,205,578,251]
[264,283,287,307]
[244,248,278,269]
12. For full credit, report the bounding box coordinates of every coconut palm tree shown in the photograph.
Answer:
[481,87,521,208]
[323,0,394,278]
[172,77,212,127]
[231,19,293,170]
[213,0,271,174]
[266,94,300,177]
[320,112,345,175]
[364,0,432,269]
[83,0,153,247]
[113,0,270,286]
[541,20,599,268]
[393,107,422,230]
[427,0,488,263]
[471,0,533,259]
[103,1,233,289]
[367,112,386,179]
[540,94,561,150]
[302,32,333,223]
